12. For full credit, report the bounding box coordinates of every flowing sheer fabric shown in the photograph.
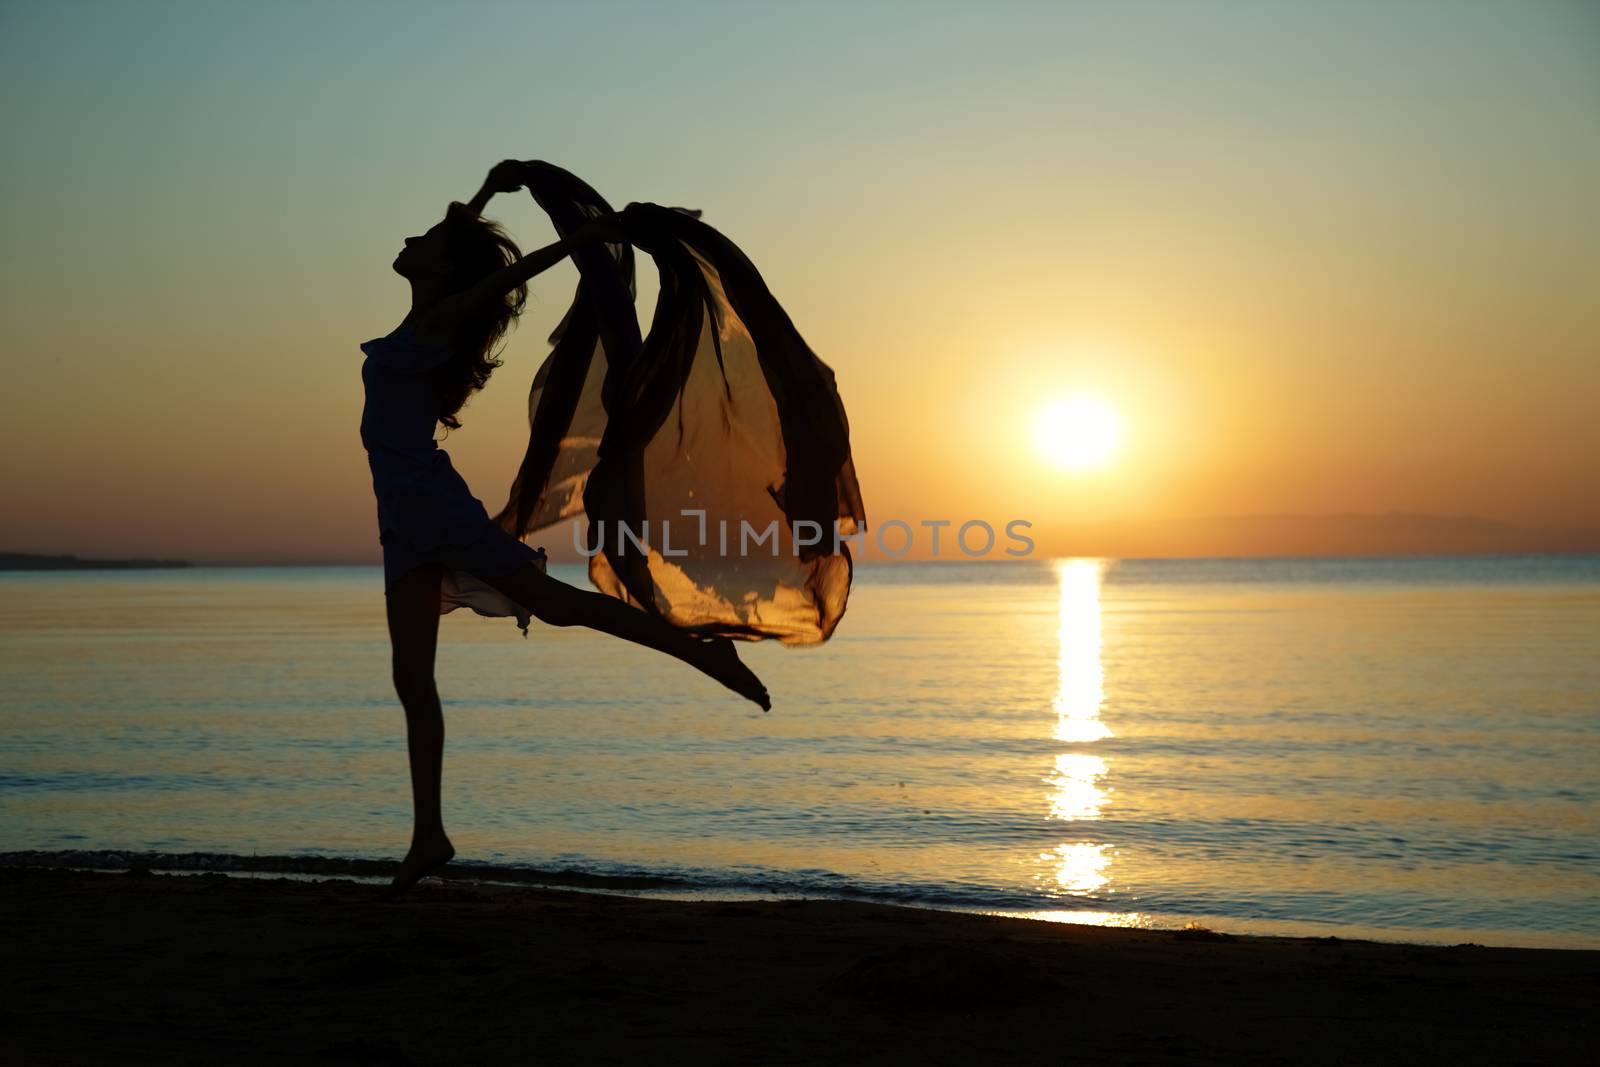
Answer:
[491,163,865,645]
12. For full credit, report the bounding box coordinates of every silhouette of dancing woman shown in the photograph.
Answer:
[364,161,770,897]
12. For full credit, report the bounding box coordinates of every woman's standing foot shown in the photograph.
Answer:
[384,833,456,898]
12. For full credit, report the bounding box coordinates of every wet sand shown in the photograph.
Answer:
[4,866,1593,1064]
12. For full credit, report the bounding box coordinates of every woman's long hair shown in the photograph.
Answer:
[433,201,526,431]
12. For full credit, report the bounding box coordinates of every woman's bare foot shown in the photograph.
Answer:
[694,636,770,710]
[384,833,456,899]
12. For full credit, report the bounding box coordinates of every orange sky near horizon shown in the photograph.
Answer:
[2,2,1596,563]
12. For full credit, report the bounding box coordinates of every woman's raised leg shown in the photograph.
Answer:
[482,563,770,710]
[384,563,457,897]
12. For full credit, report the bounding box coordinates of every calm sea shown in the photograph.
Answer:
[2,557,1596,948]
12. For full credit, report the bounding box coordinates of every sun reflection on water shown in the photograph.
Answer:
[1052,557,1110,744]
[1047,754,1109,821]
[1044,841,1111,894]
[1040,558,1118,903]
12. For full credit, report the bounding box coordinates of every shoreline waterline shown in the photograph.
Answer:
[6,848,1594,952]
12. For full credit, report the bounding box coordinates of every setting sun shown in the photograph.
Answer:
[1037,396,1121,471]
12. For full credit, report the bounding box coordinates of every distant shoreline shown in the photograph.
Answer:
[0,552,192,571]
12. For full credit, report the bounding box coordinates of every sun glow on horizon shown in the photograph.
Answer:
[1036,396,1122,471]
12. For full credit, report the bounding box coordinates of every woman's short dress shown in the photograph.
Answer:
[360,323,547,634]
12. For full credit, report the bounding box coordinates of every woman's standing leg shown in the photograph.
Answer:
[384,563,456,896]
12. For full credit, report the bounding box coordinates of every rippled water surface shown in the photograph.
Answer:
[2,557,1597,947]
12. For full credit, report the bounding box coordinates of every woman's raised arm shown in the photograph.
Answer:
[421,212,626,332]
[461,160,528,218]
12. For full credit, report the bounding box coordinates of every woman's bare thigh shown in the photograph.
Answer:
[480,562,575,627]
[386,563,445,682]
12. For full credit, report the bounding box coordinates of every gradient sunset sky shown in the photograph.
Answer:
[2,1,1596,563]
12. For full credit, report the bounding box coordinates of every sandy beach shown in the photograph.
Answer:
[4,866,1593,1065]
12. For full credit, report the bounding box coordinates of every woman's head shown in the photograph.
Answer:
[395,202,527,431]
[394,201,519,288]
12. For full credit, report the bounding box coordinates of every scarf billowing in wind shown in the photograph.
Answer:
[491,162,865,645]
